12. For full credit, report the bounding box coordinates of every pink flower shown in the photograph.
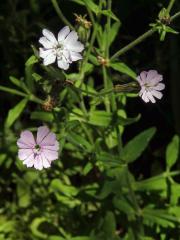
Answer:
[17,126,59,170]
[137,70,165,103]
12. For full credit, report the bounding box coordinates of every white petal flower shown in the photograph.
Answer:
[137,70,165,103]
[39,26,84,70]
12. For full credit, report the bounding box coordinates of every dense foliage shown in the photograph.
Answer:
[0,0,180,239]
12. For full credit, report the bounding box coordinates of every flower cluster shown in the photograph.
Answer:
[17,26,166,170]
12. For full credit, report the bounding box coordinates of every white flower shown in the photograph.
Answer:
[137,70,165,103]
[39,26,84,70]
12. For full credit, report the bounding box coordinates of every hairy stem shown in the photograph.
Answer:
[171,11,180,21]
[80,25,98,83]
[167,0,176,14]
[111,28,156,60]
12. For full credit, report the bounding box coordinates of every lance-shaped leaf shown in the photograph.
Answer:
[5,98,28,128]
[120,127,156,163]
[166,135,179,170]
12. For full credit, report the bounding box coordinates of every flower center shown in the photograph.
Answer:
[55,43,64,51]
[34,144,41,152]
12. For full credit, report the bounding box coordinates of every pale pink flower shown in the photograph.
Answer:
[39,26,84,70]
[17,126,59,170]
[137,70,165,103]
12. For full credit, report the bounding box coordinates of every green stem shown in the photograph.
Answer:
[51,0,74,30]
[171,11,180,21]
[80,24,98,82]
[111,28,156,60]
[106,0,112,58]
[79,97,88,118]
[80,122,94,144]
[0,85,27,97]
[29,94,44,104]
[0,85,44,105]
[102,66,111,112]
[85,2,96,26]
[167,0,176,14]
[125,167,144,238]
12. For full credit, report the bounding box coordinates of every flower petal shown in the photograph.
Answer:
[141,91,149,103]
[39,48,54,58]
[42,29,57,45]
[41,132,56,146]
[70,52,83,61]
[152,90,163,99]
[66,41,84,52]
[62,50,71,63]
[39,152,51,168]
[146,91,156,103]
[43,140,59,151]
[150,75,163,85]
[146,70,158,81]
[34,155,43,170]
[17,130,35,148]
[42,149,58,161]
[64,30,78,44]
[139,71,148,83]
[18,149,33,161]
[57,58,69,70]
[39,37,54,49]
[23,153,35,168]
[43,53,56,66]
[40,153,51,168]
[36,126,50,145]
[58,26,70,42]
[154,83,165,91]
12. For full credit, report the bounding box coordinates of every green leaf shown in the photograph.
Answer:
[100,10,119,21]
[5,98,28,128]
[135,174,167,192]
[165,26,178,34]
[121,127,156,163]
[70,237,94,240]
[89,111,112,127]
[102,211,116,237]
[116,113,141,126]
[71,0,84,6]
[110,62,137,79]
[0,220,15,233]
[83,162,93,175]
[32,73,42,82]
[166,135,179,170]
[31,111,54,122]
[66,132,92,152]
[30,218,47,239]
[113,197,135,219]
[17,181,31,208]
[25,55,38,67]
[106,22,121,48]
[96,151,120,164]
[143,207,177,228]
[49,236,65,240]
[9,76,29,93]
[50,179,79,197]
[83,0,99,15]
[0,85,27,97]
